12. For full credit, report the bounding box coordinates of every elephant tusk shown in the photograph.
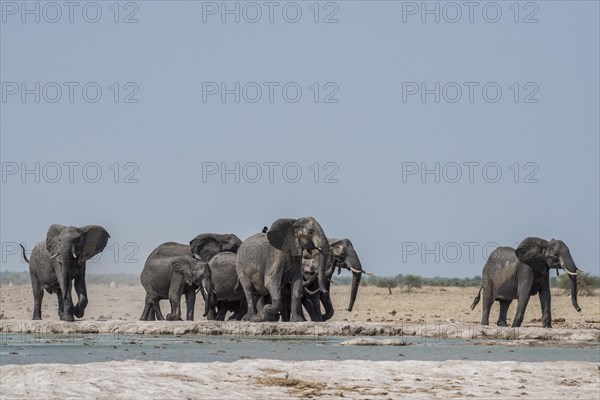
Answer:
[316,247,323,252]
[350,266,373,275]
[562,267,578,276]
[576,267,585,273]
[50,252,59,259]
[192,254,202,260]
[72,252,77,259]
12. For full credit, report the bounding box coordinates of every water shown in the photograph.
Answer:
[1,335,598,365]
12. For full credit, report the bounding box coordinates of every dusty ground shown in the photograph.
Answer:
[1,359,599,399]
[1,283,598,329]
[1,283,599,399]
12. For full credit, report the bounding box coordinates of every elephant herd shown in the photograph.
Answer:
[139,217,371,322]
[19,219,583,327]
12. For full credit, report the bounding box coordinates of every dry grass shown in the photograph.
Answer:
[1,282,598,329]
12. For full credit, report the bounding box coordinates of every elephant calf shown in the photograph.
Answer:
[21,224,109,321]
[471,237,582,328]
[140,242,213,321]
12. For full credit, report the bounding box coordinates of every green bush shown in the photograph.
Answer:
[403,274,423,291]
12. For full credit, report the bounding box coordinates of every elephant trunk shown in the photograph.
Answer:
[317,248,329,296]
[346,250,363,312]
[560,253,581,312]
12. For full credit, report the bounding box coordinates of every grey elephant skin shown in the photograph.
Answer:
[21,224,109,321]
[140,242,213,321]
[140,233,241,321]
[206,251,246,320]
[236,217,330,322]
[471,237,582,328]
[300,238,370,321]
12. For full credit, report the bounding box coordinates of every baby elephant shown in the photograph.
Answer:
[21,224,110,321]
[140,242,213,321]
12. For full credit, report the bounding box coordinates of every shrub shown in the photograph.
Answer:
[403,275,423,291]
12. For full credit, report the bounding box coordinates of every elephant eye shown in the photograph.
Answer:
[307,228,314,235]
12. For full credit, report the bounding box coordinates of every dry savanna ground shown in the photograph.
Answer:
[1,282,599,329]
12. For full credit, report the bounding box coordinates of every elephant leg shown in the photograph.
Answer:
[302,296,320,322]
[289,273,306,322]
[215,301,227,321]
[148,305,156,321]
[153,298,165,320]
[497,300,511,326]
[167,296,182,321]
[512,292,531,328]
[55,289,65,319]
[185,290,196,321]
[240,279,258,321]
[480,288,494,326]
[140,293,153,320]
[539,276,552,328]
[29,271,43,320]
[231,300,247,321]
[72,273,88,319]
[320,292,334,321]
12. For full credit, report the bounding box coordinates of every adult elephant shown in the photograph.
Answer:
[20,224,109,321]
[302,238,370,321]
[236,217,330,322]
[205,251,247,321]
[470,237,582,328]
[140,233,241,321]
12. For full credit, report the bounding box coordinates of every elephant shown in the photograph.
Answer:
[470,237,582,328]
[204,251,247,321]
[284,238,371,322]
[140,233,241,321]
[139,242,213,321]
[236,217,330,322]
[20,224,109,321]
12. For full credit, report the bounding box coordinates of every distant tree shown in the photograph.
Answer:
[403,274,422,291]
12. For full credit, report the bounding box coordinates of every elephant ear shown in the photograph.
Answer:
[172,258,194,287]
[515,237,548,274]
[329,238,347,259]
[190,234,222,262]
[46,224,67,255]
[80,225,110,263]
[267,218,296,252]
[222,234,242,253]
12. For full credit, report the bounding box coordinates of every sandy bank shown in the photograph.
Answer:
[1,359,598,399]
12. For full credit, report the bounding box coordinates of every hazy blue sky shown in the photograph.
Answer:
[1,1,598,278]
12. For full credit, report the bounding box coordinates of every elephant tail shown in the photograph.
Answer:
[19,244,30,264]
[470,286,483,310]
